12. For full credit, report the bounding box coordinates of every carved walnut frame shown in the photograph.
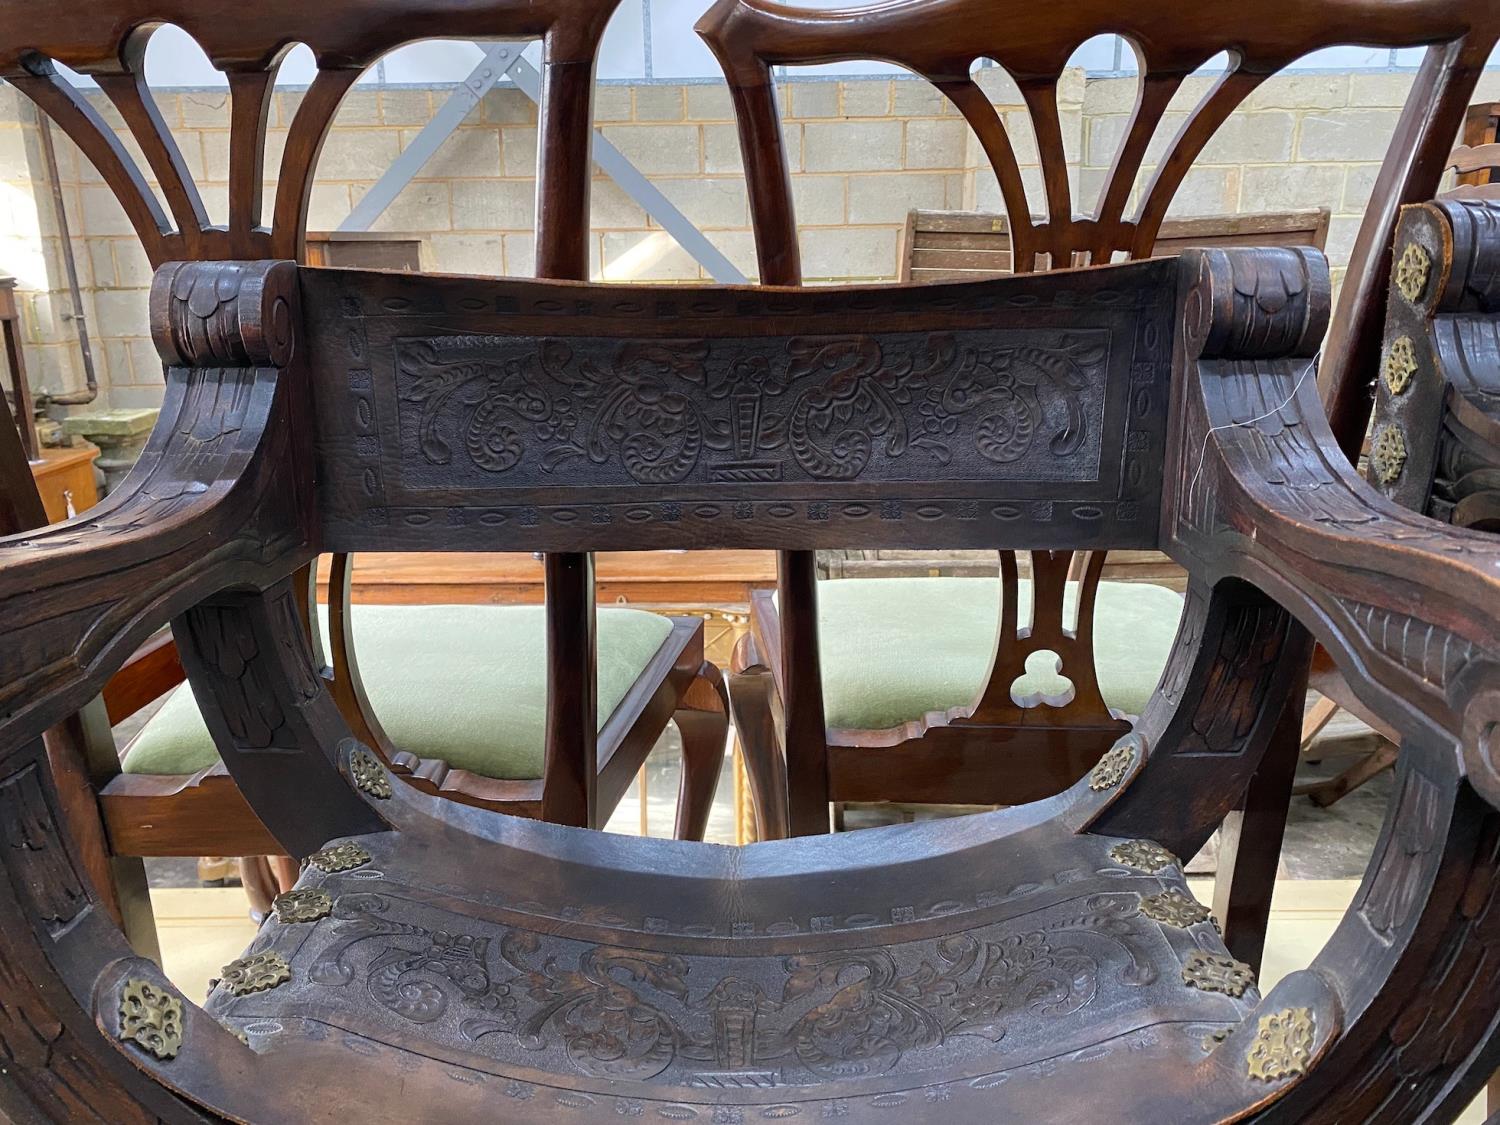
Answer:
[1,1,1500,1121]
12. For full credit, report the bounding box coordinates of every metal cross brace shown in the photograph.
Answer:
[338,42,747,283]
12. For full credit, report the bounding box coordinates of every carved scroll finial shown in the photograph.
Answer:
[1181,247,1331,361]
[151,260,299,368]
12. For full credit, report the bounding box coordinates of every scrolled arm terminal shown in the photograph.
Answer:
[151,259,299,368]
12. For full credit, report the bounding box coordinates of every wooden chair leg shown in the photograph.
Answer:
[1212,670,1306,976]
[672,662,729,842]
[1294,741,1399,807]
[728,634,789,841]
[240,857,278,919]
[269,855,299,892]
[240,855,301,919]
[44,699,159,963]
[1300,694,1340,750]
[638,763,651,836]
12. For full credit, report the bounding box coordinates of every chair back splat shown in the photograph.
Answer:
[6,2,1500,1122]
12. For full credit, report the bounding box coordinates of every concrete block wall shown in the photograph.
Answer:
[0,65,1485,410]
[0,88,95,403]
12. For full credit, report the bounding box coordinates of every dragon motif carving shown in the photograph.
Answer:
[395,330,1108,487]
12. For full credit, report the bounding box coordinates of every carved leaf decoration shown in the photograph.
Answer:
[615,340,710,386]
[464,400,524,473]
[1230,252,1306,313]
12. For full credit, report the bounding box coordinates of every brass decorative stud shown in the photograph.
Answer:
[1247,1007,1316,1082]
[1395,240,1431,305]
[1371,425,1407,485]
[307,841,371,873]
[1182,951,1256,998]
[272,887,333,924]
[1139,888,1211,928]
[1382,336,1418,396]
[1088,741,1135,791]
[1108,839,1178,873]
[349,746,392,799]
[118,978,184,1060]
[219,951,291,997]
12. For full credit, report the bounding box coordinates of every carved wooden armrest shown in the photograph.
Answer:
[0,260,312,763]
[1170,245,1500,806]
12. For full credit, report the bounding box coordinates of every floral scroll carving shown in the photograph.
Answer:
[395,330,1109,488]
[287,891,1159,1087]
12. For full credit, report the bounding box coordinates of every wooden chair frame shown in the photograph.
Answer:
[898,206,1332,284]
[10,218,1500,1125]
[2,2,1500,1121]
[97,613,724,855]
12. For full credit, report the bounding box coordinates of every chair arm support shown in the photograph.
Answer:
[0,261,314,765]
[1169,246,1500,805]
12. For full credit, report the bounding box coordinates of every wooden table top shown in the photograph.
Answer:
[316,550,778,609]
[29,443,99,477]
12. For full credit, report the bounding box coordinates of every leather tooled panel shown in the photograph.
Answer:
[305,259,1177,553]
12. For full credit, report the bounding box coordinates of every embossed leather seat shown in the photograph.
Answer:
[203,778,1261,1119]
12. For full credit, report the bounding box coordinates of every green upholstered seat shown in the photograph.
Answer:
[121,604,675,779]
[804,577,1183,730]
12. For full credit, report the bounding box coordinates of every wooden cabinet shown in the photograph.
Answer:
[29,443,98,522]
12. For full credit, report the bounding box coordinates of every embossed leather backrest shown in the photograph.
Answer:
[284,257,1179,553]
